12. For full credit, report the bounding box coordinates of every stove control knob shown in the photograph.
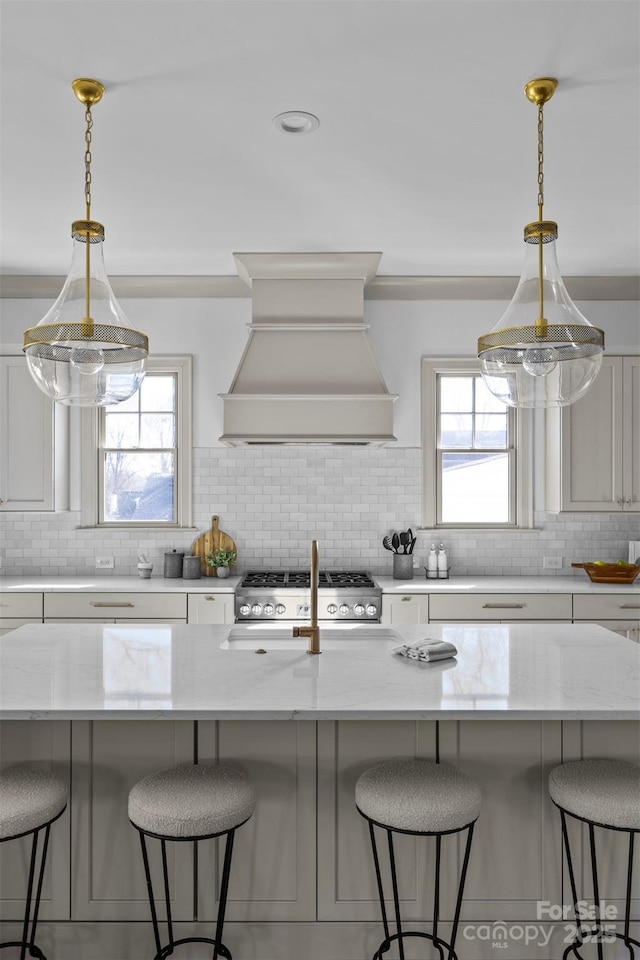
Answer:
[366,604,378,617]
[239,604,251,617]
[251,604,263,616]
[354,604,365,616]
[275,604,286,615]
[327,604,338,614]
[338,604,350,615]
[263,603,275,616]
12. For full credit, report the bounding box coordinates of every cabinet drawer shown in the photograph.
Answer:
[187,593,235,624]
[0,594,43,620]
[44,592,186,620]
[0,618,42,636]
[573,594,640,621]
[429,593,572,621]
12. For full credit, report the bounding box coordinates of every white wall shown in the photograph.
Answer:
[4,295,638,448]
[1,294,638,577]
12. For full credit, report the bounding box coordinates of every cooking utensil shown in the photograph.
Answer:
[409,536,416,555]
[382,535,394,552]
[407,529,413,552]
[399,532,410,554]
[191,515,238,577]
[391,532,400,553]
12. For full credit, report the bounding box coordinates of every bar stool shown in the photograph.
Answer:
[129,762,255,960]
[0,766,68,960]
[355,759,482,960]
[549,758,640,960]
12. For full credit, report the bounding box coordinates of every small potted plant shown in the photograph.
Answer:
[206,548,237,578]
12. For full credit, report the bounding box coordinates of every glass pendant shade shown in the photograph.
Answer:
[24,227,148,406]
[478,228,604,408]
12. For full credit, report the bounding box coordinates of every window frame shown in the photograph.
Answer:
[81,355,192,529]
[421,357,533,530]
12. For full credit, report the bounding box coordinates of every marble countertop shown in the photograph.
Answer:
[1,575,638,595]
[377,575,640,594]
[1,621,638,721]
[0,575,241,593]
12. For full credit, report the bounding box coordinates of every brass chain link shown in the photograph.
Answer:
[84,105,93,217]
[537,101,544,213]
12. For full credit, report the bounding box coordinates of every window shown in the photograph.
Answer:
[81,356,192,527]
[422,358,532,529]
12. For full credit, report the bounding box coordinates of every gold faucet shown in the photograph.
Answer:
[293,540,321,655]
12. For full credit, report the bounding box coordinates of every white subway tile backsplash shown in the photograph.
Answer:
[2,445,638,577]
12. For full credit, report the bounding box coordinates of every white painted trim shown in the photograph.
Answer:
[2,275,638,300]
[421,357,534,530]
[80,355,192,529]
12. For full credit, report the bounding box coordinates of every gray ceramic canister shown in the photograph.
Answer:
[164,550,185,578]
[182,555,202,579]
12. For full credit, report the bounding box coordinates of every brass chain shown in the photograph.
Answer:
[84,104,93,218]
[537,101,544,214]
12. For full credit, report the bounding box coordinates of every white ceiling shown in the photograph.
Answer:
[1,0,638,279]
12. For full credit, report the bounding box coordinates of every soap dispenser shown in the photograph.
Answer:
[427,544,438,579]
[437,543,448,579]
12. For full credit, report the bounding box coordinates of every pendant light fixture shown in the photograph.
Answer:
[22,78,148,406]
[477,78,604,408]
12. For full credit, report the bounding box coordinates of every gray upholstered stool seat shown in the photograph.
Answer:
[549,759,640,829]
[129,763,256,839]
[356,759,482,833]
[0,766,68,840]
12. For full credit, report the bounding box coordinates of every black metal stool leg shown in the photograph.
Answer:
[588,823,605,960]
[19,828,41,960]
[139,832,163,959]
[561,810,586,958]
[160,839,174,948]
[386,829,405,960]
[624,832,635,949]
[212,829,235,960]
[448,822,474,960]
[28,824,51,956]
[369,822,391,952]
[433,834,445,960]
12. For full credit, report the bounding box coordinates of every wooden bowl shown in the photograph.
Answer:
[572,562,640,584]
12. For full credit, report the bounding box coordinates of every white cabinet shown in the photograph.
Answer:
[0,593,43,636]
[573,594,640,642]
[197,720,316,921]
[429,593,572,621]
[187,592,234,624]
[381,593,429,625]
[546,356,640,512]
[44,592,187,622]
[0,356,68,511]
[0,721,71,922]
[71,720,194,921]
[317,720,436,921]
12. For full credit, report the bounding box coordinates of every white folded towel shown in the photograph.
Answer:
[394,639,458,663]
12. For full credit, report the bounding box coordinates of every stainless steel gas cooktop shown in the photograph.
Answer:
[235,570,381,622]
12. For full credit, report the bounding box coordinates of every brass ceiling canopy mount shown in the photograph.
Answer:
[22,78,148,406]
[477,77,605,408]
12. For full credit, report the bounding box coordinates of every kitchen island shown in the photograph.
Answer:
[1,621,638,960]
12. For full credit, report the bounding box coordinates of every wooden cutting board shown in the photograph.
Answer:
[191,516,237,577]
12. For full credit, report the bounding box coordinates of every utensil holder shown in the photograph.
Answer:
[393,554,414,580]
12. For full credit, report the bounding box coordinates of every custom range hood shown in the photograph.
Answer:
[219,253,397,445]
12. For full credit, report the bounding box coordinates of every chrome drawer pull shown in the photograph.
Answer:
[91,602,135,608]
[401,596,412,602]
[205,596,216,602]
[620,604,640,609]
[482,603,526,609]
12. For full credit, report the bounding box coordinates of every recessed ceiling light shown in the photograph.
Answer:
[273,111,320,135]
